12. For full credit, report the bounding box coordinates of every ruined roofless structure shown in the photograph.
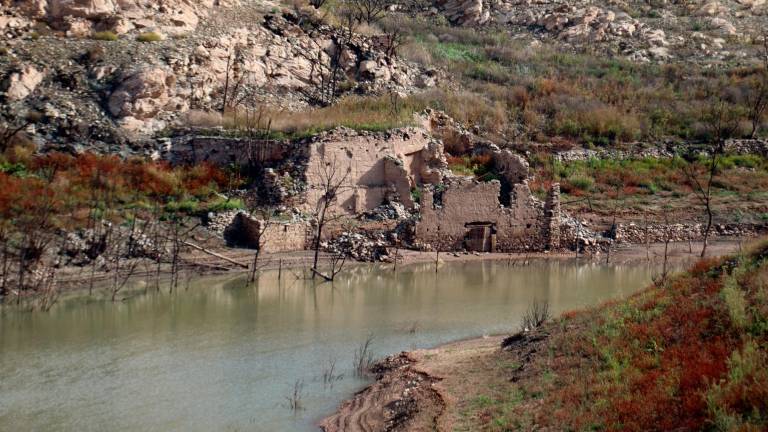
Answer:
[166,126,562,252]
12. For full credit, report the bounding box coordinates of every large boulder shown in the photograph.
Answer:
[108,66,175,119]
[436,0,490,25]
[1,64,45,101]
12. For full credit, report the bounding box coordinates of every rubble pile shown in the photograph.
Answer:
[363,202,412,221]
[60,223,163,266]
[559,216,610,253]
[204,209,243,236]
[325,231,392,262]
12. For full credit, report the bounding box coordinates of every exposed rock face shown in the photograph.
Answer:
[485,0,765,63]
[1,64,44,101]
[0,8,432,151]
[108,66,176,119]
[508,4,669,50]
[6,0,240,35]
[436,0,489,25]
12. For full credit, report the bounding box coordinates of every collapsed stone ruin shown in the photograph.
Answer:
[165,123,565,254]
[414,179,561,252]
[166,126,451,214]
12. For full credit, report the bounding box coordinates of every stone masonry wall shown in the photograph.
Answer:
[163,135,299,166]
[302,127,448,215]
[225,213,309,252]
[414,178,557,252]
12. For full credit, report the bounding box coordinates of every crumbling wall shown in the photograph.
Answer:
[163,135,298,166]
[303,127,448,214]
[225,213,310,252]
[544,183,562,250]
[167,127,448,215]
[415,178,560,252]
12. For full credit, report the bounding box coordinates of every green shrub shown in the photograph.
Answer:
[410,187,422,204]
[137,32,163,43]
[165,198,198,213]
[567,174,595,192]
[721,277,748,329]
[92,31,118,41]
[206,197,245,212]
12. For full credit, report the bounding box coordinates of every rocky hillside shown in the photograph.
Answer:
[1,0,766,156]
[437,0,766,62]
[1,0,436,153]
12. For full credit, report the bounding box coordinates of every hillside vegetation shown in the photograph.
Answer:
[458,242,768,430]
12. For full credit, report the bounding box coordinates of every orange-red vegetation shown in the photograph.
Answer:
[0,152,231,230]
[506,243,768,431]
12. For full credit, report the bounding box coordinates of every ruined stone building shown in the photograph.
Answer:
[302,127,448,214]
[166,126,450,214]
[414,178,561,253]
[166,126,563,253]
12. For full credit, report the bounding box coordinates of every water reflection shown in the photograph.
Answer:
[1,259,655,431]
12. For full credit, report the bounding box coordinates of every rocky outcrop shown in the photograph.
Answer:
[1,63,45,101]
[5,0,241,36]
[435,0,490,25]
[503,3,670,55]
[0,7,433,151]
[108,66,177,125]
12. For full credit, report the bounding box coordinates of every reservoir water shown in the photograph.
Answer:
[1,259,657,431]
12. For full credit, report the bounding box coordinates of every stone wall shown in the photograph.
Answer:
[302,127,449,215]
[163,135,300,166]
[225,213,310,252]
[414,178,560,252]
[614,222,765,244]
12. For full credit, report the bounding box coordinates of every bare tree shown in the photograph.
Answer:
[0,111,41,153]
[682,93,742,257]
[321,356,344,388]
[310,153,350,280]
[380,15,408,60]
[298,4,358,106]
[309,0,328,8]
[520,298,550,332]
[353,334,375,376]
[285,379,305,411]
[434,224,441,273]
[220,45,246,114]
[349,0,391,24]
[109,223,141,302]
[744,33,768,138]
[652,207,672,287]
[245,208,274,283]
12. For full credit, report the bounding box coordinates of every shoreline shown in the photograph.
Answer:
[317,238,751,432]
[39,238,745,300]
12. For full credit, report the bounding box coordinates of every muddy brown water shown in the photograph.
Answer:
[1,259,663,431]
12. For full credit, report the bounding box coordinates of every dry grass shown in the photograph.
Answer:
[185,94,425,137]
